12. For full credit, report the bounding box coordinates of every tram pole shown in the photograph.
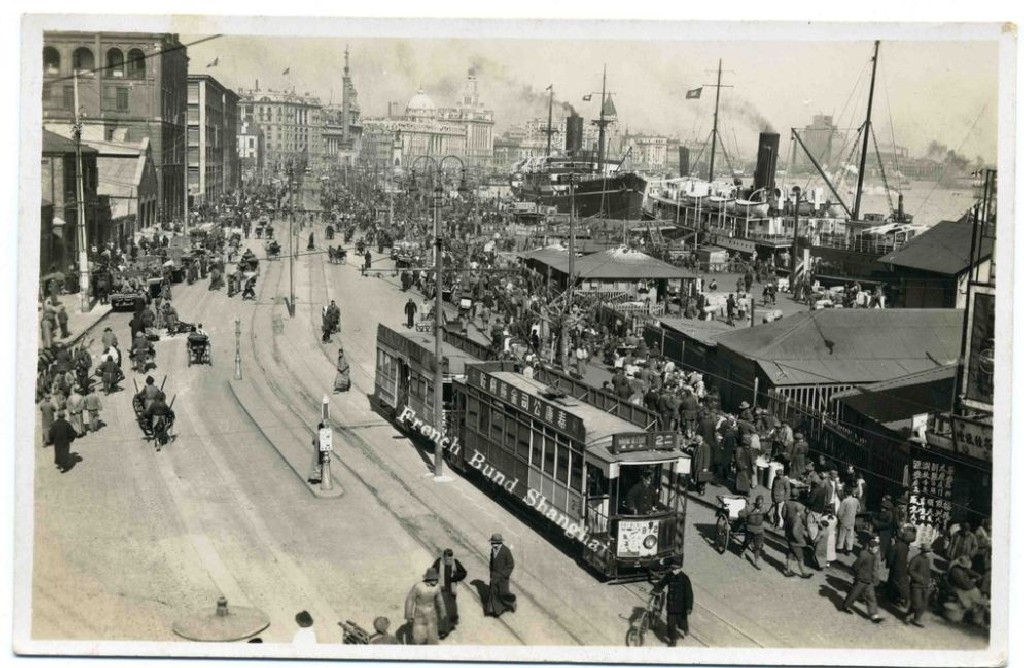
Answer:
[321,395,333,492]
[234,316,242,380]
[433,182,445,480]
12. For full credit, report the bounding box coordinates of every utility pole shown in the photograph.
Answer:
[545,85,554,156]
[432,170,445,480]
[288,210,295,317]
[72,71,90,313]
[234,316,242,379]
[183,109,190,235]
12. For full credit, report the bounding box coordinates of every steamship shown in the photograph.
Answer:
[509,74,646,221]
[647,43,922,285]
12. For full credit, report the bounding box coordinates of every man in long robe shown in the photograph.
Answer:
[430,548,467,638]
[485,534,516,617]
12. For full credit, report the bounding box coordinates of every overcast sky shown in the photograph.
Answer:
[181,33,999,163]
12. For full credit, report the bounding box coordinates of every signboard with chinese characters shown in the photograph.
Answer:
[611,432,680,454]
[468,367,586,442]
[950,415,993,463]
[908,458,954,532]
[962,287,995,412]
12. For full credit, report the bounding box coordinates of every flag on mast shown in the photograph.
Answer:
[545,84,553,92]
[282,67,291,76]
[686,87,702,99]
[582,94,592,101]
[206,57,219,68]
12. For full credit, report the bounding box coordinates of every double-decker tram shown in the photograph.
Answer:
[452,363,690,581]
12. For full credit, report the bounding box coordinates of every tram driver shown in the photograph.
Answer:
[626,470,658,515]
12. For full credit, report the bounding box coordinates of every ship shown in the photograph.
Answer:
[509,67,647,221]
[644,43,927,286]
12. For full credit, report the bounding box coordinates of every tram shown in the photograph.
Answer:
[373,324,690,581]
[452,363,689,581]
[373,323,477,439]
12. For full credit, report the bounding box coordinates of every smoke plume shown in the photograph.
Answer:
[721,96,775,134]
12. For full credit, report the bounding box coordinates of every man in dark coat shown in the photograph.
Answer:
[733,437,755,496]
[886,531,911,609]
[788,432,809,478]
[875,495,896,562]
[431,548,468,638]
[691,435,712,496]
[485,534,516,617]
[904,543,933,627]
[405,298,418,329]
[842,537,885,623]
[652,557,694,646]
[738,495,768,570]
[782,489,813,578]
[49,409,77,472]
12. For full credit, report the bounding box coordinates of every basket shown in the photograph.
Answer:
[943,601,965,623]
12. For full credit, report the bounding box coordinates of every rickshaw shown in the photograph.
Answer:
[714,495,749,554]
[266,239,282,260]
[186,332,212,366]
[133,395,175,449]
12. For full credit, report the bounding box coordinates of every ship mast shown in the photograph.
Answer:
[595,64,610,218]
[852,41,880,221]
[545,85,554,156]
[709,59,723,183]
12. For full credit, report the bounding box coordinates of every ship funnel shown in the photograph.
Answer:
[753,132,780,192]
[678,147,690,177]
[565,114,584,157]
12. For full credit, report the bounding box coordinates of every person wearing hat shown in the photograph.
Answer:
[875,495,896,565]
[904,543,933,627]
[652,556,694,646]
[292,610,317,645]
[690,434,713,496]
[49,408,77,473]
[782,488,813,578]
[368,616,400,645]
[841,537,885,623]
[405,568,447,645]
[485,533,516,617]
[732,435,755,497]
[738,495,768,570]
[430,548,468,638]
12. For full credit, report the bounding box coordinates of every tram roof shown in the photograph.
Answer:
[487,371,684,465]
[378,323,477,374]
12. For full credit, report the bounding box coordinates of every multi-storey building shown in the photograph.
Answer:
[42,31,188,223]
[622,134,668,173]
[237,121,264,183]
[793,114,844,172]
[186,74,239,205]
[363,69,495,171]
[236,88,324,177]
[40,129,100,274]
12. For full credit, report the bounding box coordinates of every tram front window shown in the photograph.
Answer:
[621,465,662,515]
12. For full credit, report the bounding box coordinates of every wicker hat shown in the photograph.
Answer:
[295,610,313,627]
[490,533,503,544]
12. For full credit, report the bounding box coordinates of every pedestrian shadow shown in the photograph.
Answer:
[692,522,726,552]
[468,578,491,613]
[62,452,83,473]
[818,574,855,614]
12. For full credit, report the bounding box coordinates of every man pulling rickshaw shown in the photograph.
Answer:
[186,324,212,366]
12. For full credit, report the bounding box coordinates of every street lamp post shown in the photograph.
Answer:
[234,316,242,380]
[71,72,91,313]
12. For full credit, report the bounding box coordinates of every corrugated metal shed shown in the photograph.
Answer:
[714,308,964,386]
[879,221,994,276]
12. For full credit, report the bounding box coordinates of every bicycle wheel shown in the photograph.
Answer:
[625,624,644,647]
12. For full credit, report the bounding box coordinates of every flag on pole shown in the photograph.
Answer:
[545,84,553,92]
[582,94,592,101]
[686,88,702,99]
[282,67,291,76]
[206,57,219,68]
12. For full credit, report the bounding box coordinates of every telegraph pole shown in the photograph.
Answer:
[72,71,90,313]
[432,175,444,480]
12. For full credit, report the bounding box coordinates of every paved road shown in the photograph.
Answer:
[28,188,989,652]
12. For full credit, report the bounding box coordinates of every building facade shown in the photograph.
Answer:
[363,70,495,171]
[792,114,844,173]
[41,129,100,274]
[186,74,239,205]
[237,121,264,183]
[237,88,324,177]
[42,31,188,223]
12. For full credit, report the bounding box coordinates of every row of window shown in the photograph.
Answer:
[43,46,146,79]
[48,84,130,112]
[465,395,584,493]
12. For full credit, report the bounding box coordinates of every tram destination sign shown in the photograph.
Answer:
[468,367,586,441]
[611,432,680,455]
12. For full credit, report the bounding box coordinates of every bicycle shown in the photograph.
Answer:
[625,587,665,647]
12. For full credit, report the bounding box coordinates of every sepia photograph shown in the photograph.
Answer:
[11,11,1017,666]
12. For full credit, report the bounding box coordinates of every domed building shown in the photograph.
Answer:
[361,70,494,172]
